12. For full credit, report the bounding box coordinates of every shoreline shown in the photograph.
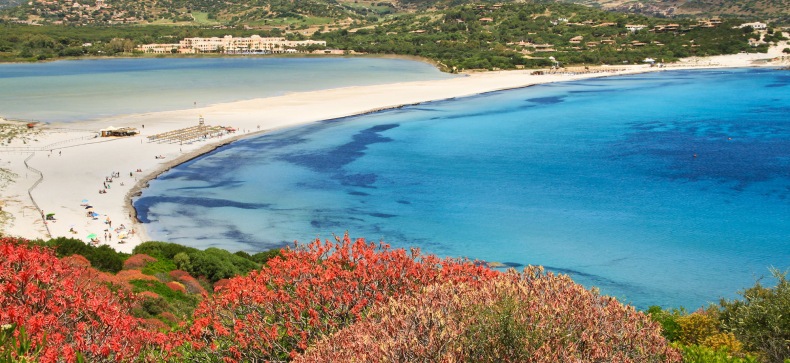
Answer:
[1,48,787,253]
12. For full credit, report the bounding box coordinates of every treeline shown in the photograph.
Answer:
[41,236,280,281]
[315,2,776,71]
[0,2,782,67]
[0,22,292,61]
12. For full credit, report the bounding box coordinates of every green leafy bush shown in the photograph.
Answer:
[43,237,125,273]
[132,241,199,260]
[647,306,683,342]
[185,247,259,282]
[719,269,790,363]
[677,344,759,363]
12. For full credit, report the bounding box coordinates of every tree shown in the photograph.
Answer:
[718,269,790,363]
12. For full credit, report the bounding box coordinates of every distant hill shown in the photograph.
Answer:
[0,0,503,26]
[567,0,789,24]
[0,0,25,10]
[1,0,786,26]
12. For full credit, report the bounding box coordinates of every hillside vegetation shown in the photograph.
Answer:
[1,0,787,27]
[317,2,773,70]
[568,0,790,26]
[2,1,782,69]
[1,236,788,362]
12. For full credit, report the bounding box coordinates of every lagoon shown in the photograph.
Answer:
[0,57,456,123]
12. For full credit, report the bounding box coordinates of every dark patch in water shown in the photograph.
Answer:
[369,212,397,218]
[338,173,378,187]
[281,124,398,172]
[348,191,370,196]
[613,118,790,196]
[134,196,270,223]
[174,180,246,190]
[396,200,411,205]
[223,227,256,244]
[527,96,565,104]
[543,265,634,291]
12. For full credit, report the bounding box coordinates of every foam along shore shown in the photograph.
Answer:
[0,48,787,253]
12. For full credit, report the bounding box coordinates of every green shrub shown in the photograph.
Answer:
[719,269,790,363]
[677,344,759,363]
[250,248,282,265]
[139,296,168,317]
[140,259,177,276]
[132,241,199,260]
[43,237,125,273]
[647,305,683,342]
[677,310,720,345]
[128,279,199,321]
[46,237,90,256]
[186,248,259,283]
[173,252,191,271]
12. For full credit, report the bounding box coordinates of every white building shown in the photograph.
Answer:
[739,22,768,30]
[625,24,647,32]
[178,35,326,54]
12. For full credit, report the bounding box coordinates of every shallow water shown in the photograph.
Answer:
[135,68,790,309]
[0,57,456,122]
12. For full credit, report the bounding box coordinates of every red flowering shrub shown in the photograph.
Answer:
[0,237,165,362]
[176,275,207,295]
[159,312,179,325]
[212,278,232,292]
[165,270,207,295]
[61,254,91,268]
[117,269,159,283]
[142,318,169,332]
[298,268,682,363]
[123,254,157,270]
[168,269,191,280]
[137,291,161,300]
[166,281,186,293]
[178,233,496,361]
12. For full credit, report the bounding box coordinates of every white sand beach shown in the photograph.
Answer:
[0,47,787,253]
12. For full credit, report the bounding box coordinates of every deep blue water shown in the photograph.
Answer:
[134,68,790,309]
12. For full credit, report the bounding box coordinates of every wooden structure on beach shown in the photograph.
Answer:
[100,126,139,137]
[147,123,229,144]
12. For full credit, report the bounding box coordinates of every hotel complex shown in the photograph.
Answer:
[138,35,327,54]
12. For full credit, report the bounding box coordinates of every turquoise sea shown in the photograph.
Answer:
[133,67,790,309]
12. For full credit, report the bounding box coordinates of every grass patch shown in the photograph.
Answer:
[0,121,41,146]
[190,12,220,25]
[141,259,177,275]
[129,279,200,323]
[130,279,195,303]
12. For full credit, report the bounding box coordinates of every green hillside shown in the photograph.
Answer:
[1,0,787,26]
[1,1,777,67]
[567,0,790,25]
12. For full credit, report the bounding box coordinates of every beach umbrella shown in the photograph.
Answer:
[81,199,89,204]
[86,233,97,240]
[91,212,99,217]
